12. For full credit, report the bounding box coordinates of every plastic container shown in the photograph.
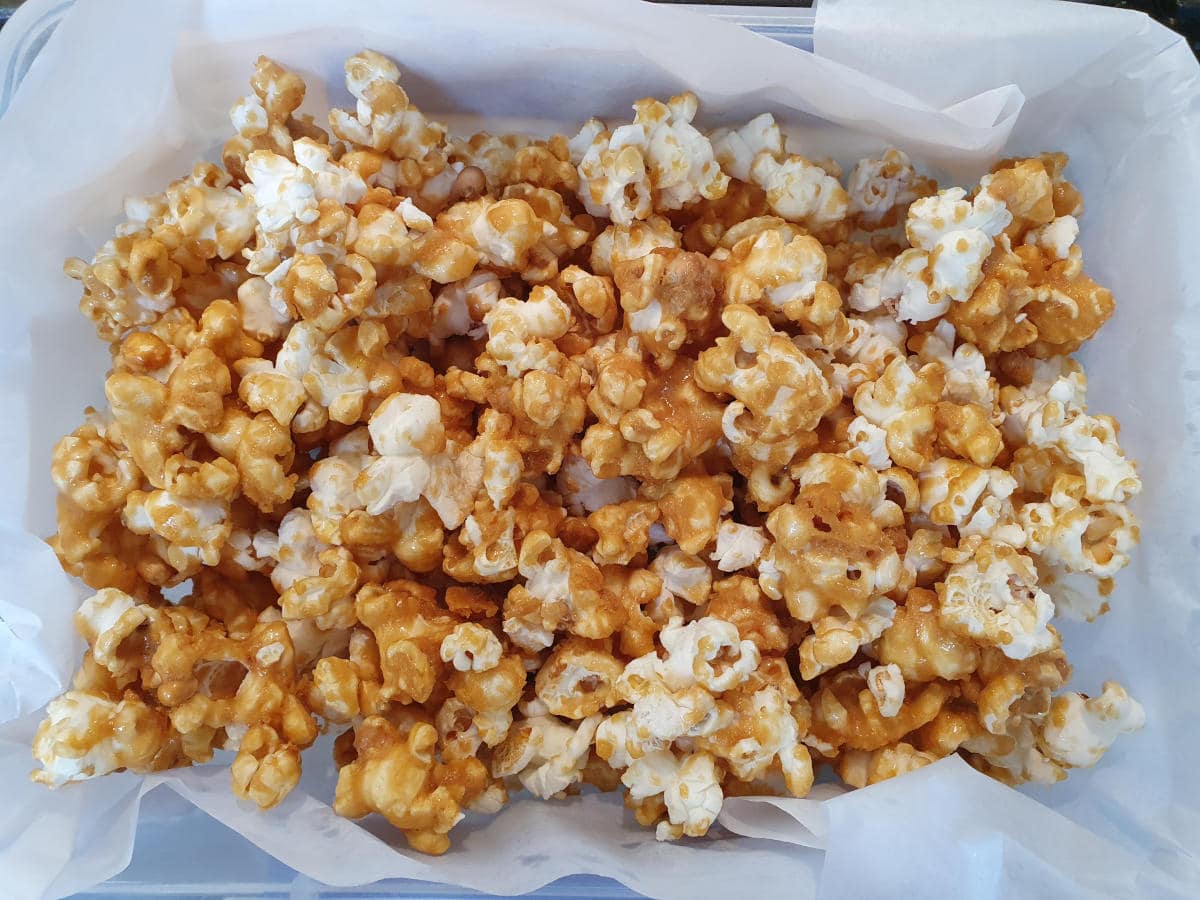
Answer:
[0,4,814,897]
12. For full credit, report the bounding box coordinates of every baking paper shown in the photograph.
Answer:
[0,0,1197,896]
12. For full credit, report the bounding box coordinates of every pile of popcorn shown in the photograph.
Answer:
[33,51,1146,854]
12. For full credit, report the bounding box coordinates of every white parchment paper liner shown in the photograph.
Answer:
[1,0,1197,897]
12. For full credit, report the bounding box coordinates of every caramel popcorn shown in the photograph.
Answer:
[35,51,1143,853]
[836,741,937,788]
[334,717,489,855]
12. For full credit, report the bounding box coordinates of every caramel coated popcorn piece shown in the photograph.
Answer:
[759,454,903,623]
[836,741,937,788]
[32,690,180,786]
[334,717,488,855]
[582,347,724,483]
[355,579,459,704]
[614,248,722,368]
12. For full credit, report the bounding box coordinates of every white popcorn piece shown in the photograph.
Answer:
[847,148,926,226]
[227,529,268,574]
[919,459,1023,545]
[253,508,328,593]
[906,186,1012,251]
[589,216,680,275]
[440,623,503,673]
[630,93,730,213]
[129,166,257,260]
[75,587,139,646]
[1002,359,1088,445]
[519,550,569,627]
[475,709,515,748]
[930,228,994,302]
[864,663,906,718]
[242,151,319,234]
[882,185,1013,323]
[357,455,431,515]
[1024,215,1079,260]
[481,442,523,511]
[430,271,501,342]
[573,93,729,226]
[659,615,760,693]
[483,286,572,377]
[329,50,447,159]
[436,697,484,761]
[435,699,510,760]
[555,454,637,516]
[177,185,259,261]
[423,440,485,529]
[1055,417,1141,504]
[845,415,892,469]
[847,257,888,313]
[854,357,932,430]
[567,118,605,164]
[345,48,401,99]
[749,152,848,231]
[617,656,722,745]
[622,750,724,841]
[493,714,601,798]
[307,453,369,544]
[1019,500,1138,579]
[879,248,943,323]
[659,752,726,841]
[939,543,1056,660]
[917,321,996,410]
[846,313,909,363]
[368,393,444,458]
[1040,683,1145,768]
[292,138,368,206]
[462,512,518,581]
[348,392,449,516]
[75,588,151,676]
[595,710,651,769]
[230,94,268,136]
[710,521,769,572]
[651,546,713,605]
[1005,366,1140,506]
[710,113,785,182]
